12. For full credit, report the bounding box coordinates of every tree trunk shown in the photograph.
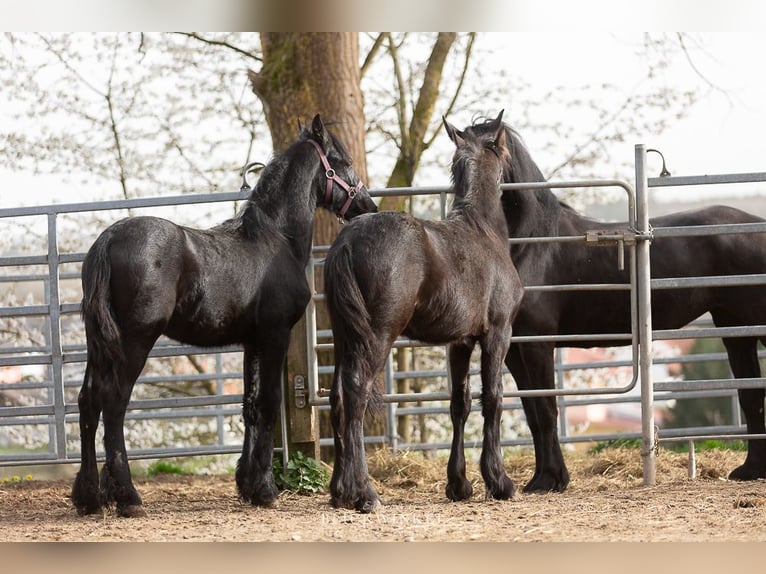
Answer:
[248,33,367,461]
[249,32,367,248]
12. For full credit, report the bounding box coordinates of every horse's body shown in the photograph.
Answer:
[324,112,523,512]
[461,118,766,492]
[71,115,377,517]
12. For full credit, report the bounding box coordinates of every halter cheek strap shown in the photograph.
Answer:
[307,139,365,220]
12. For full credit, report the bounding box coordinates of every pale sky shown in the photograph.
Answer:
[2,32,766,209]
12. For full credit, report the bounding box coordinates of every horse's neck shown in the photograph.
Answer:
[504,187,563,239]
[244,160,317,263]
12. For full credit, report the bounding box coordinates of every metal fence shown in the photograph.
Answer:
[1,144,766,484]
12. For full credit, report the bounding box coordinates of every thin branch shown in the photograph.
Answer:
[105,42,130,200]
[386,33,410,157]
[35,33,105,97]
[425,32,474,150]
[361,33,385,78]
[546,92,635,178]
[676,33,732,104]
[175,32,261,62]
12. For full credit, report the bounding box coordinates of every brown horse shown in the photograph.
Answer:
[324,111,523,512]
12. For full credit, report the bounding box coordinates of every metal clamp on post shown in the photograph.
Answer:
[294,375,307,408]
[585,229,638,271]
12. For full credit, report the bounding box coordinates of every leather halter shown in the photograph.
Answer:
[307,139,364,220]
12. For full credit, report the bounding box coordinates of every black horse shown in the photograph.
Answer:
[71,115,377,517]
[459,116,766,492]
[324,111,524,512]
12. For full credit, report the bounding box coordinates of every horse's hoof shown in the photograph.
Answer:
[73,502,102,516]
[250,494,279,508]
[729,463,766,481]
[357,496,381,514]
[445,479,473,502]
[117,504,147,518]
[330,495,353,510]
[486,475,516,500]
[522,469,569,493]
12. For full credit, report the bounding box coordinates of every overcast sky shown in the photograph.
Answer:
[2,30,765,210]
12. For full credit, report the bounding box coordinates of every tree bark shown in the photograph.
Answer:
[249,32,366,248]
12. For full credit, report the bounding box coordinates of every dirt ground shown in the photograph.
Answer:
[1,447,765,542]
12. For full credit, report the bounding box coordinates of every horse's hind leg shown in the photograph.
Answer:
[445,342,475,501]
[479,331,516,500]
[721,336,766,480]
[71,361,103,515]
[100,337,155,517]
[329,341,386,513]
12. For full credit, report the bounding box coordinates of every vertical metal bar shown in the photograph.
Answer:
[279,382,289,467]
[46,212,67,460]
[635,144,656,486]
[42,276,56,457]
[215,353,224,448]
[731,391,742,428]
[554,349,568,440]
[440,189,447,220]
[305,257,320,403]
[687,440,696,479]
[385,354,398,452]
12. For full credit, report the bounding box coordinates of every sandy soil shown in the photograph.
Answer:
[1,447,765,542]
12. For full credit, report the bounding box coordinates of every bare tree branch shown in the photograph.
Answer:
[676,32,732,104]
[361,33,385,78]
[175,32,261,62]
[425,32,475,150]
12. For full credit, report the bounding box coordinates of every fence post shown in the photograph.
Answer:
[284,311,320,461]
[635,144,656,485]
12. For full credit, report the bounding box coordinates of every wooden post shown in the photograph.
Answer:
[284,313,320,460]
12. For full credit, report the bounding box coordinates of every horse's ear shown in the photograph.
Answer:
[442,116,465,147]
[311,114,331,149]
[493,118,507,151]
[487,109,505,132]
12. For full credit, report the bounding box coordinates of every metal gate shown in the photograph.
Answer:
[2,145,766,484]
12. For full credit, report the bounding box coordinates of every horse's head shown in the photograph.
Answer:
[443,110,508,199]
[455,113,546,185]
[303,114,377,221]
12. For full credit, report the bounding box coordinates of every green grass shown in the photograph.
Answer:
[146,460,188,477]
[588,437,748,454]
[664,439,748,453]
[588,438,642,454]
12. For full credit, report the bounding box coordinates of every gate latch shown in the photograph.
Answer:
[294,375,307,409]
[585,229,638,271]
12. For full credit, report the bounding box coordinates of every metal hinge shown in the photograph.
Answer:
[294,375,306,408]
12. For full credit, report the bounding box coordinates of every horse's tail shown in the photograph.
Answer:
[81,229,125,377]
[324,241,377,376]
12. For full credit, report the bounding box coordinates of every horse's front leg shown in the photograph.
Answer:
[445,342,475,501]
[480,332,515,500]
[507,343,569,493]
[236,337,287,507]
[721,337,766,480]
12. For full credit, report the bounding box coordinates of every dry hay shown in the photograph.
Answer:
[367,444,745,496]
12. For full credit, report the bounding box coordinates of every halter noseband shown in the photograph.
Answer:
[307,138,364,220]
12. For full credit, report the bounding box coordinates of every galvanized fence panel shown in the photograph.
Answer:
[2,149,766,476]
[0,189,293,469]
